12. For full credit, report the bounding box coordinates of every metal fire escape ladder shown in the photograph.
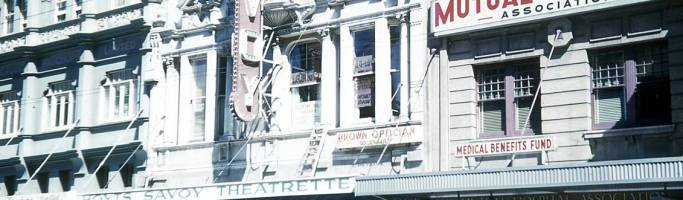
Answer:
[297,128,326,177]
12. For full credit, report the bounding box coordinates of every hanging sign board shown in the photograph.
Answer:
[354,55,374,74]
[336,125,422,149]
[355,76,374,108]
[230,0,263,121]
[431,0,615,35]
[452,136,556,157]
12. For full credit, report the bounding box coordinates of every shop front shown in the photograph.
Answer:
[77,176,355,200]
[357,0,683,198]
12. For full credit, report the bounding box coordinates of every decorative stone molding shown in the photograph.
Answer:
[38,25,80,44]
[96,9,143,31]
[162,57,176,68]
[0,37,26,53]
[318,28,329,38]
[290,1,316,26]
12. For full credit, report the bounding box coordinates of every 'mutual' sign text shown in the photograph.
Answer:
[336,125,422,149]
[453,136,555,157]
[431,0,613,34]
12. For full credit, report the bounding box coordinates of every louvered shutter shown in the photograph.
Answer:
[481,101,505,132]
[595,88,625,123]
[516,98,541,131]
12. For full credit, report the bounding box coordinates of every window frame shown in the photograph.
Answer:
[389,24,401,118]
[352,28,376,122]
[0,90,19,136]
[589,42,671,130]
[43,81,75,131]
[3,0,25,34]
[100,69,136,123]
[189,56,207,141]
[476,60,541,138]
[288,40,322,130]
[55,0,67,22]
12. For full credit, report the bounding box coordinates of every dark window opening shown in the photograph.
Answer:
[58,170,72,191]
[96,167,109,189]
[120,164,134,187]
[590,43,670,129]
[37,173,49,193]
[4,176,16,196]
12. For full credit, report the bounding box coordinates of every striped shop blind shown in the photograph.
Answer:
[595,88,624,123]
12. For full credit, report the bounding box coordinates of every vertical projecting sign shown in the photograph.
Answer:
[231,0,263,121]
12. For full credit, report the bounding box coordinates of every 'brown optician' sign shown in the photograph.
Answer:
[230,0,263,121]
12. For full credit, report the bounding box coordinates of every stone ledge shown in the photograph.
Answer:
[584,124,675,139]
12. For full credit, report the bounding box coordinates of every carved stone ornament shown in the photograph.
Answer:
[96,9,142,31]
[162,57,176,68]
[38,25,80,44]
[0,37,26,53]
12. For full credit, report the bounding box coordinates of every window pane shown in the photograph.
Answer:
[7,106,13,134]
[354,29,375,119]
[390,26,400,116]
[478,68,505,101]
[2,106,8,134]
[514,65,538,97]
[635,45,670,124]
[592,51,624,88]
[55,97,61,127]
[357,76,374,118]
[192,59,207,97]
[516,97,540,132]
[595,87,625,124]
[114,85,121,117]
[193,98,206,138]
[636,45,668,83]
[63,96,69,126]
[354,29,375,57]
[124,84,130,116]
[480,100,505,133]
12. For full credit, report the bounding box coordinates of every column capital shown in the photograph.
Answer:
[397,14,409,24]
[319,29,331,38]
[163,57,177,69]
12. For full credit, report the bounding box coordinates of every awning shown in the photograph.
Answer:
[355,157,683,197]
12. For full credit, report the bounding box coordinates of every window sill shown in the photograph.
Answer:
[584,124,675,139]
[41,126,73,134]
[0,134,18,141]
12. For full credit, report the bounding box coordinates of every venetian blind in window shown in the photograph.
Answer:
[592,51,625,124]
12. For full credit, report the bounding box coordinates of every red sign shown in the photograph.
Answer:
[230,0,263,121]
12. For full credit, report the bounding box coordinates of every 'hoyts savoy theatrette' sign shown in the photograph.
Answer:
[431,0,613,34]
[336,125,422,149]
[453,136,556,157]
[80,176,354,200]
